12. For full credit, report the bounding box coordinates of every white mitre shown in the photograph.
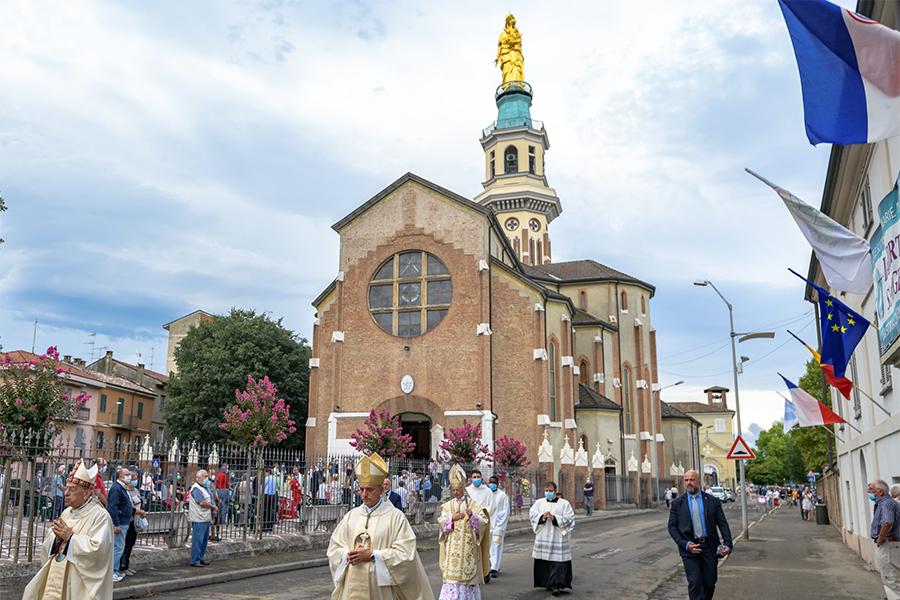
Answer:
[69,460,98,488]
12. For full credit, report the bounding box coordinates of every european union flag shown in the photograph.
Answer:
[805,278,869,379]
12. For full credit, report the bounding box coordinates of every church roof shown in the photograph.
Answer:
[667,401,734,415]
[661,401,702,425]
[576,383,621,411]
[523,260,655,295]
[572,308,617,330]
[332,172,491,232]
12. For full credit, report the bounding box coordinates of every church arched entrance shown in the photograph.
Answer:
[398,412,432,460]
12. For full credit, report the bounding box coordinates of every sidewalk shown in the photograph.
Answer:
[651,506,883,599]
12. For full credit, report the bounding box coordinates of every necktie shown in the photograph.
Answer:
[690,495,703,538]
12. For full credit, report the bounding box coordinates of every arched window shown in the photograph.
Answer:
[504,145,518,174]
[622,367,633,434]
[368,251,452,338]
[537,240,543,265]
[620,290,628,311]
[529,238,535,266]
[641,295,646,315]
[549,342,558,421]
[579,360,588,385]
[578,290,587,310]
[513,237,520,259]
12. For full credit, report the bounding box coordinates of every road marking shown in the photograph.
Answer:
[587,547,623,559]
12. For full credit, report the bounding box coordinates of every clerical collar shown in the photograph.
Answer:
[546,497,559,503]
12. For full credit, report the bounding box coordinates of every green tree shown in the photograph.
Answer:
[164,308,310,448]
[746,422,805,484]
[792,357,831,470]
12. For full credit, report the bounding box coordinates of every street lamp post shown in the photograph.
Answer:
[652,380,683,503]
[694,280,775,542]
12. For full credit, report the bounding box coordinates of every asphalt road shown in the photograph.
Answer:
[150,503,749,600]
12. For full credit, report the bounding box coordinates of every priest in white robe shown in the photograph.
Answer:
[463,468,492,583]
[530,480,575,596]
[23,461,114,600]
[438,465,490,600]
[486,474,509,578]
[327,452,434,600]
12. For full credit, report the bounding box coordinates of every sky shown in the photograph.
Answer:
[0,0,860,447]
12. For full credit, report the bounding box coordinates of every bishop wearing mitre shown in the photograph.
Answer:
[438,465,491,600]
[23,460,114,600]
[327,452,434,600]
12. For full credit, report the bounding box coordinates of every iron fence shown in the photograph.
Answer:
[0,432,663,565]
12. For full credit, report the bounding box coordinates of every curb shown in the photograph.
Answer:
[113,508,652,599]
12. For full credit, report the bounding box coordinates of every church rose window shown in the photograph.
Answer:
[369,251,452,338]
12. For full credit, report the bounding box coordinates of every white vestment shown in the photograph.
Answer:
[327,499,434,600]
[487,489,509,572]
[465,484,492,512]
[23,498,114,600]
[529,497,575,562]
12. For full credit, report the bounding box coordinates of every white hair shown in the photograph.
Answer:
[890,483,900,499]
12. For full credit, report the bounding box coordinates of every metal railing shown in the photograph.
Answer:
[0,432,662,565]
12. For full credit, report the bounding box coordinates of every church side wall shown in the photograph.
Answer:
[489,269,545,464]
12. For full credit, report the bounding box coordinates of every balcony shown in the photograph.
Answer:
[73,407,91,422]
[105,414,144,430]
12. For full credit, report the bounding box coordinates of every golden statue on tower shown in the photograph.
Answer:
[495,13,524,86]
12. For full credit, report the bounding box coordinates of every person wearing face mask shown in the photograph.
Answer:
[23,461,114,600]
[106,468,134,583]
[464,469,493,583]
[867,480,900,599]
[188,469,218,568]
[487,475,509,579]
[530,482,575,596]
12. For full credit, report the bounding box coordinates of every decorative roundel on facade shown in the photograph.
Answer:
[400,374,414,395]
[368,251,452,338]
[505,217,519,231]
[529,218,541,232]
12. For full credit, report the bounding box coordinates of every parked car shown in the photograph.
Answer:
[723,488,736,502]
[708,486,728,502]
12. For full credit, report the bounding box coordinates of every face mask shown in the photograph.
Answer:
[868,492,877,502]
[472,478,483,487]
[203,477,210,485]
[545,491,556,501]
[121,476,132,484]
[488,483,498,492]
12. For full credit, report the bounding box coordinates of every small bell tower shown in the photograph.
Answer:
[475,15,562,266]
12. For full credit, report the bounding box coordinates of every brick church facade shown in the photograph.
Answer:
[305,65,671,477]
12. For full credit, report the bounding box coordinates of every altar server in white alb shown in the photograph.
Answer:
[327,452,434,600]
[464,468,493,582]
[23,461,114,600]
[486,474,509,578]
[530,481,575,596]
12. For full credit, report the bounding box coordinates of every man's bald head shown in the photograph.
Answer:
[684,469,700,494]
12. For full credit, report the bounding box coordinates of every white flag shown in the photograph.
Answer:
[747,169,872,294]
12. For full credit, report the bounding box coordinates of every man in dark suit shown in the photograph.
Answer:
[668,469,733,600]
[382,478,402,510]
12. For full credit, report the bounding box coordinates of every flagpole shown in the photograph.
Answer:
[852,383,892,417]
[813,302,835,464]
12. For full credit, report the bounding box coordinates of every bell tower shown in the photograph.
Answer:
[475,14,562,266]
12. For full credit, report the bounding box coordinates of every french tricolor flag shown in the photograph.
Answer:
[779,374,846,427]
[779,0,900,145]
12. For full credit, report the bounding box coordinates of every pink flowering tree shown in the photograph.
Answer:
[493,435,530,471]
[350,409,415,459]
[219,375,297,450]
[0,346,90,453]
[439,420,492,466]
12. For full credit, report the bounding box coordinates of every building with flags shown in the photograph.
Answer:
[801,1,900,568]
